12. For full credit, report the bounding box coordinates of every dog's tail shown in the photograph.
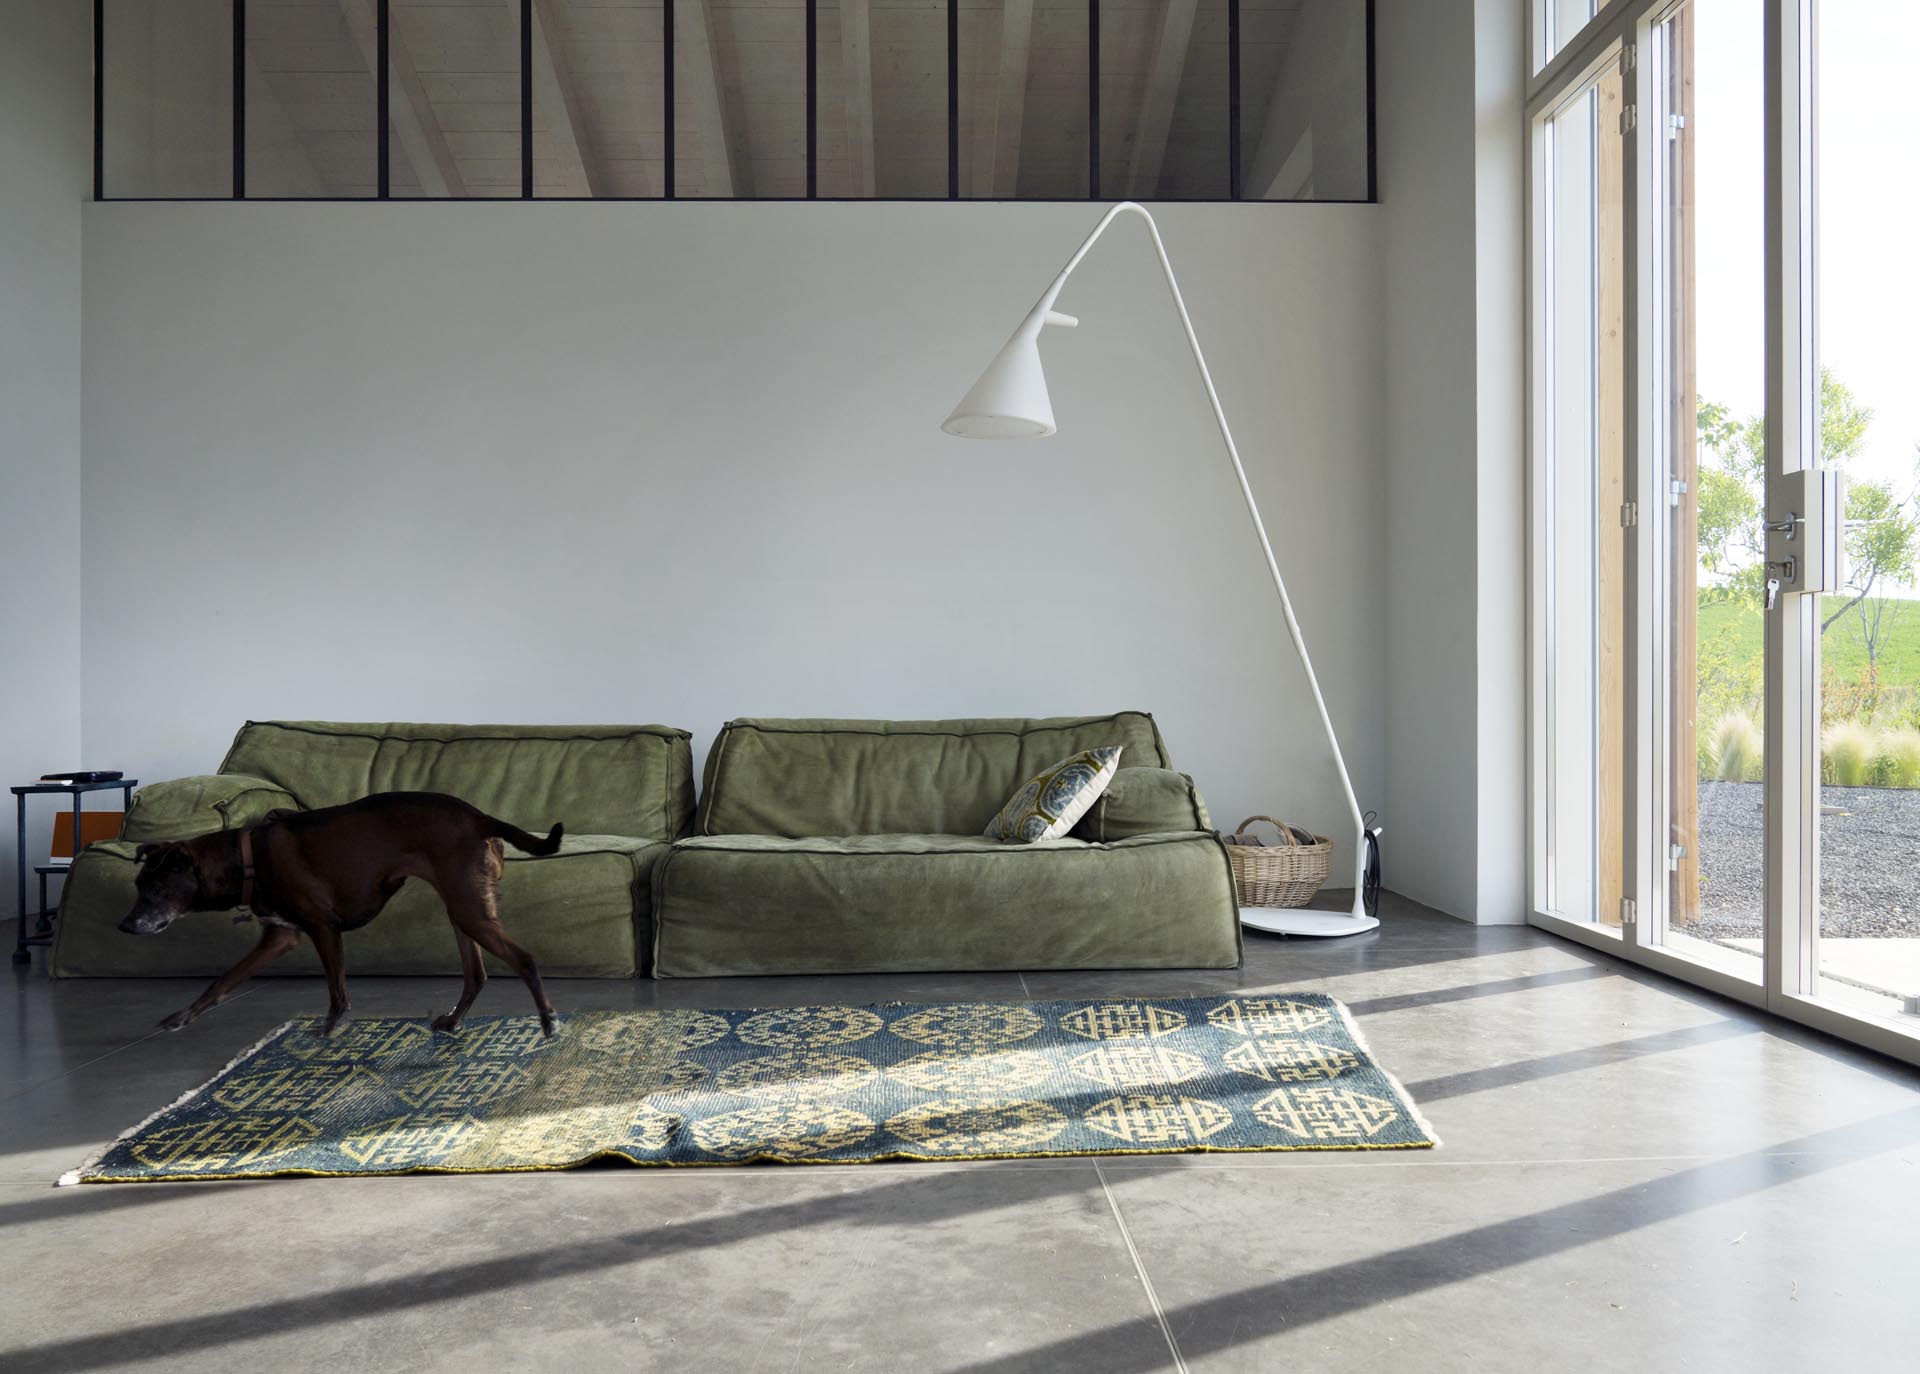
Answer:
[490,818,564,856]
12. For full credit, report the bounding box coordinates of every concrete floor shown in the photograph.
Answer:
[4,892,1920,1372]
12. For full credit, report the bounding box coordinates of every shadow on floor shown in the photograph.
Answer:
[0,1181,259,1230]
[7,1159,1176,1374]
[1403,1018,1762,1103]
[950,1102,1920,1373]
[1342,964,1617,1016]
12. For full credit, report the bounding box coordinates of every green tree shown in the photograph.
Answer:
[1696,371,1916,638]
[1821,451,1920,666]
[1820,371,1874,466]
[1694,395,1768,590]
[1695,464,1757,577]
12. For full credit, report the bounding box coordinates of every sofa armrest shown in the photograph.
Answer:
[121,774,301,843]
[1071,768,1212,842]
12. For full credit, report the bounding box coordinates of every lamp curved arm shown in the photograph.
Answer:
[1044,202,1370,918]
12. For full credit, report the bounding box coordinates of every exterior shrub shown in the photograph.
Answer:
[1873,728,1920,788]
[1823,721,1876,786]
[1703,712,1764,782]
[1696,719,1718,779]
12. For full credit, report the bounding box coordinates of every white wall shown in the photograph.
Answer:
[1471,0,1527,926]
[81,202,1387,849]
[1,0,90,914]
[1378,0,1526,921]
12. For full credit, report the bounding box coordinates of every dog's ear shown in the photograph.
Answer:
[135,842,188,870]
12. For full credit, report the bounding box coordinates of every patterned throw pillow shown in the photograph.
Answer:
[983,747,1124,843]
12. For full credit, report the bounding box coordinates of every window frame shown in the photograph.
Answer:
[1526,0,1920,1070]
[92,0,1379,204]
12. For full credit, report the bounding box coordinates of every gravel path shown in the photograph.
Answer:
[1693,781,1920,939]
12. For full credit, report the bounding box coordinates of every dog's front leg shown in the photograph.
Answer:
[159,925,302,1031]
[309,925,352,1036]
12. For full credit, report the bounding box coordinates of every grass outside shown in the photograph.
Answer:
[1698,594,1920,685]
[1696,594,1920,785]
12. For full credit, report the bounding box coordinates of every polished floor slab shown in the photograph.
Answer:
[4,892,1918,1371]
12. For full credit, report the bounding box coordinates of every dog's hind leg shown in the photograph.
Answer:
[431,928,487,1033]
[442,872,557,1037]
[309,924,352,1036]
[158,925,302,1031]
[467,921,557,1037]
[440,845,558,1037]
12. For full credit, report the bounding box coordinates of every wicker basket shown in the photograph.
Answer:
[1223,816,1333,908]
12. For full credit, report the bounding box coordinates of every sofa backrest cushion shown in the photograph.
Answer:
[696,714,1172,837]
[219,722,696,841]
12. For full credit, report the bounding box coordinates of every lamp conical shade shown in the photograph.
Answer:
[941,326,1056,439]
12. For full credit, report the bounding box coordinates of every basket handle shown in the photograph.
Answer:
[1235,816,1304,847]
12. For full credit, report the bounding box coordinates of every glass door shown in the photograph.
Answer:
[1647,0,1768,984]
[1809,1,1920,1031]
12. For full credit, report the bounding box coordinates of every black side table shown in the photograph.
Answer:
[13,778,137,966]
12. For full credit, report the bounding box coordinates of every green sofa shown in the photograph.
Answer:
[650,714,1241,976]
[50,721,695,979]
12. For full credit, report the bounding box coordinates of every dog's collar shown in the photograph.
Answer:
[238,827,257,913]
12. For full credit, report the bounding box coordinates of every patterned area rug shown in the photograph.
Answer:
[62,995,1436,1183]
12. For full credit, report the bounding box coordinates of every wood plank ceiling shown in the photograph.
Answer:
[241,0,1309,198]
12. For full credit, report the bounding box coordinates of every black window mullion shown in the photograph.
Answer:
[1088,0,1099,198]
[664,0,675,197]
[92,0,104,200]
[520,0,533,197]
[377,0,390,197]
[1228,0,1241,199]
[1365,0,1378,202]
[232,0,245,198]
[806,0,817,197]
[946,0,958,199]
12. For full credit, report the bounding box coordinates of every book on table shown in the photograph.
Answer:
[45,812,124,867]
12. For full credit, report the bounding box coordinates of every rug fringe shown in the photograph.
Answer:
[1333,997,1442,1148]
[57,1017,302,1186]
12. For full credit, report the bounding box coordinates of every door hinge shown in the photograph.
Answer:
[1621,501,1639,527]
[1668,112,1687,139]
[1668,843,1687,871]
[1621,104,1638,136]
[1620,44,1636,76]
[1620,897,1638,926]
[1669,478,1689,507]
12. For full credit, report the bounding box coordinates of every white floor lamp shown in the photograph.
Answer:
[941,201,1380,937]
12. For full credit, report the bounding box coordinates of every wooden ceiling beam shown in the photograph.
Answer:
[977,0,1033,197]
[339,0,466,196]
[680,0,741,196]
[516,0,608,197]
[1126,0,1198,197]
[840,0,876,196]
[243,52,327,195]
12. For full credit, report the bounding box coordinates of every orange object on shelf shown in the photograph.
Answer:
[48,812,124,861]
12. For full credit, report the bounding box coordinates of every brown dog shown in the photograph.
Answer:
[121,791,563,1037]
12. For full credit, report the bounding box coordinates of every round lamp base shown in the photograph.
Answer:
[1239,907,1382,938]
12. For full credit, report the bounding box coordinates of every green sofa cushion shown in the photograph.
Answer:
[652,830,1240,976]
[1071,768,1212,841]
[696,714,1173,838]
[121,774,300,843]
[50,834,663,979]
[220,721,695,842]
